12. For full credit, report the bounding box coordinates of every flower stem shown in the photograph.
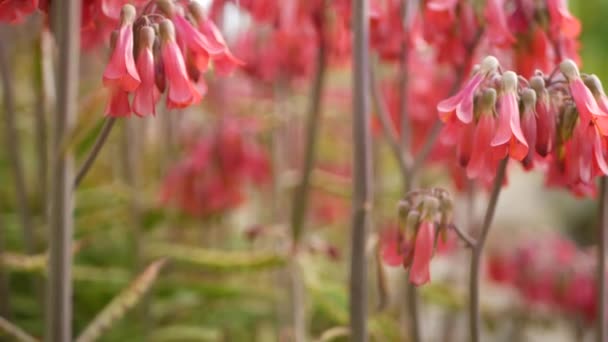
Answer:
[33,28,48,216]
[289,25,327,246]
[369,64,408,176]
[350,0,373,339]
[469,158,508,342]
[46,1,81,340]
[74,117,117,188]
[597,177,607,342]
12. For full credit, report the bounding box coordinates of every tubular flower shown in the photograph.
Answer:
[160,118,270,218]
[491,71,528,161]
[560,60,608,134]
[102,5,140,92]
[132,26,159,116]
[530,76,556,157]
[380,190,456,286]
[520,89,538,170]
[159,0,224,73]
[466,89,500,182]
[160,19,202,109]
[189,2,245,76]
[438,56,500,124]
[97,2,241,118]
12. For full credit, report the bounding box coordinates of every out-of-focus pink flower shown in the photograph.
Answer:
[483,0,515,47]
[409,220,435,286]
[0,0,38,23]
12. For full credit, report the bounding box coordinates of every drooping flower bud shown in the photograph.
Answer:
[492,71,528,160]
[159,19,202,109]
[530,76,556,156]
[133,26,160,116]
[520,88,538,170]
[561,59,608,133]
[102,4,140,92]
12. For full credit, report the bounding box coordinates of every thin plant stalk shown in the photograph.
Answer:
[597,177,607,342]
[0,208,10,318]
[0,31,36,257]
[469,158,508,342]
[289,25,327,246]
[350,0,373,340]
[46,1,81,340]
[398,0,412,175]
[33,29,48,215]
[74,117,117,188]
[287,15,327,341]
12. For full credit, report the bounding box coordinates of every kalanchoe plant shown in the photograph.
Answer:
[380,188,456,286]
[102,2,243,117]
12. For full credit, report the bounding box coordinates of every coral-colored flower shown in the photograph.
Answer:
[105,87,131,117]
[530,76,556,157]
[159,20,202,109]
[409,220,435,286]
[102,5,140,92]
[132,27,159,116]
[491,71,528,161]
[380,228,411,267]
[520,89,538,169]
[561,60,608,134]
[467,112,499,182]
[438,56,499,124]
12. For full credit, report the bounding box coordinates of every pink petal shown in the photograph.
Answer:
[409,221,435,286]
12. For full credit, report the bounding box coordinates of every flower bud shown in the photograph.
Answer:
[159,19,176,41]
[501,71,518,93]
[479,88,497,112]
[529,75,545,93]
[521,88,537,109]
[583,74,604,96]
[480,56,499,74]
[560,105,578,142]
[397,200,412,221]
[560,59,580,80]
[403,210,421,237]
[421,196,440,220]
[156,0,175,17]
[189,2,205,22]
[120,4,137,26]
[139,26,155,50]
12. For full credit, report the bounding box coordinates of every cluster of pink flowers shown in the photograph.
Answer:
[438,57,608,195]
[380,188,456,285]
[215,0,350,84]
[160,118,269,218]
[367,0,586,192]
[102,2,242,117]
[488,235,598,323]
